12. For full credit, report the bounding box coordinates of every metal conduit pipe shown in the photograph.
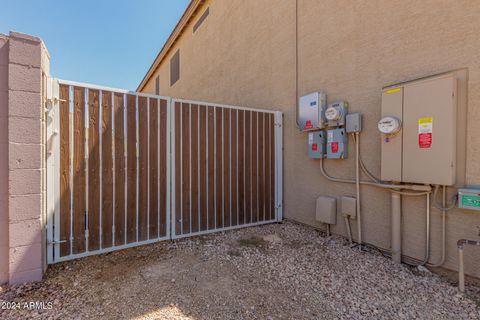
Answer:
[458,239,480,292]
[344,216,353,245]
[355,132,362,245]
[391,192,402,263]
[427,186,447,267]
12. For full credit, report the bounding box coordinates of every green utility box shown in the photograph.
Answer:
[458,188,480,211]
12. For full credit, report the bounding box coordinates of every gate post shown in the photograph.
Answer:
[274,111,283,222]
[46,78,60,264]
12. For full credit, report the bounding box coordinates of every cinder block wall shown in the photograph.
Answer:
[0,32,49,284]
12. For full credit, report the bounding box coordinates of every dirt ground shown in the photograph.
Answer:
[1,221,479,319]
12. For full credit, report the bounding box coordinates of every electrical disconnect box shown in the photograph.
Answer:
[325,101,348,127]
[327,128,347,159]
[308,131,326,159]
[299,92,327,131]
[379,74,457,185]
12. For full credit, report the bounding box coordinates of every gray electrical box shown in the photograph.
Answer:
[380,74,457,185]
[316,196,337,224]
[458,188,480,211]
[341,196,357,218]
[346,113,363,133]
[307,131,326,159]
[325,101,348,127]
[327,128,347,159]
[299,92,327,131]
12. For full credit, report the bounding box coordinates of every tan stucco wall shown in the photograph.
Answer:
[141,0,480,277]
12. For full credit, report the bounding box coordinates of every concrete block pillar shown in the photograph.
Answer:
[1,32,50,284]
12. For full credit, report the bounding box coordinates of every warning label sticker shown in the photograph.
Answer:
[305,120,313,130]
[331,142,339,153]
[418,117,433,148]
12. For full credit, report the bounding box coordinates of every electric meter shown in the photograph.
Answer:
[378,116,401,135]
[325,101,348,127]
[325,106,341,121]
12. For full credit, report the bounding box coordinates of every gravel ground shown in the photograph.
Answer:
[1,221,479,319]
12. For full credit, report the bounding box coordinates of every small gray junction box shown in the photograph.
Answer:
[308,131,326,159]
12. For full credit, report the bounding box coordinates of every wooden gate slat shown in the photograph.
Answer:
[174,102,182,235]
[191,104,199,233]
[72,87,86,254]
[258,112,265,222]
[88,89,100,251]
[207,106,215,230]
[101,91,113,248]
[215,107,223,228]
[138,96,149,241]
[149,98,159,239]
[244,110,251,224]
[270,114,275,220]
[182,103,191,234]
[251,112,258,223]
[237,110,245,225]
[114,93,125,245]
[223,109,231,227]
[126,94,137,243]
[231,109,238,226]
[59,84,71,256]
[159,99,168,237]
[265,113,271,221]
[199,106,208,231]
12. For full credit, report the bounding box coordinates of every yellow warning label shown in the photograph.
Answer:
[418,117,433,124]
[384,88,401,94]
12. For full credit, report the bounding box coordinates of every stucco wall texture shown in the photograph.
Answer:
[0,32,48,284]
[141,0,480,277]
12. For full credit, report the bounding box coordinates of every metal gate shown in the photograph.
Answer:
[46,79,283,263]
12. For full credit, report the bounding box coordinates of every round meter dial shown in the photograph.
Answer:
[325,107,341,121]
[378,116,401,135]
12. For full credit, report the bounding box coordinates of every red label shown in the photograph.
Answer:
[331,142,339,153]
[419,133,432,148]
[305,120,313,130]
[312,143,318,151]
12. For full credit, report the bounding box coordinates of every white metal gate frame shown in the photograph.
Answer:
[46,79,283,263]
[170,98,283,240]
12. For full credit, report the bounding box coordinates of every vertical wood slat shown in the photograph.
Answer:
[265,113,271,221]
[174,102,182,235]
[88,89,100,251]
[199,106,208,231]
[223,109,231,227]
[138,96,149,241]
[238,110,245,225]
[207,106,215,230]
[72,87,86,254]
[244,110,251,224]
[114,93,125,245]
[159,99,168,237]
[215,107,223,228]
[59,85,71,256]
[251,112,258,223]
[148,98,159,239]
[270,113,275,220]
[191,104,199,233]
[126,95,137,243]
[258,113,265,222]
[101,91,113,248]
[231,110,238,226]
[182,103,191,234]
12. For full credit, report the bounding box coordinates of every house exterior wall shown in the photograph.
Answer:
[140,0,480,277]
[0,32,49,284]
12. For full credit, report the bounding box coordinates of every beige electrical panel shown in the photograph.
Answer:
[380,74,457,185]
